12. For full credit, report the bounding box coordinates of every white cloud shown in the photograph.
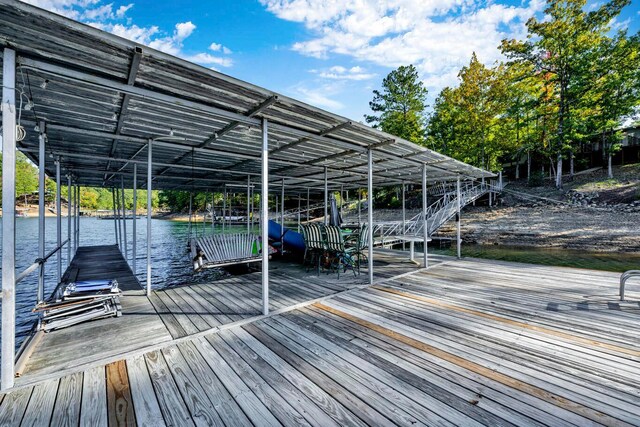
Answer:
[311,65,376,80]
[290,82,345,110]
[261,0,545,94]
[89,22,159,44]
[82,2,114,20]
[186,53,233,67]
[115,3,132,17]
[209,42,233,55]
[174,21,196,41]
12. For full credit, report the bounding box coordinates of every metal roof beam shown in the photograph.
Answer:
[269,120,353,156]
[103,46,143,183]
[201,95,278,148]
[154,95,279,177]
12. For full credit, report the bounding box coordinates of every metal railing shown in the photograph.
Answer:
[14,239,69,286]
[620,270,640,301]
[371,180,499,241]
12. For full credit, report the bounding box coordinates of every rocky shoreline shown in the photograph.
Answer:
[439,203,640,252]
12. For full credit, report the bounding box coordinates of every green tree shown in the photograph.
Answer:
[587,31,640,178]
[501,0,631,189]
[366,65,428,144]
[15,152,38,202]
[427,54,511,172]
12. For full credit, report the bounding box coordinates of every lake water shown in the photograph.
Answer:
[429,243,640,273]
[1,217,233,347]
[1,218,638,350]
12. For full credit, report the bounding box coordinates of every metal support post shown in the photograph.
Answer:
[306,188,310,223]
[71,184,76,255]
[297,193,301,230]
[281,178,285,252]
[261,119,269,315]
[324,167,328,225]
[367,149,374,285]
[146,140,153,296]
[422,165,428,268]
[76,186,80,250]
[247,176,251,234]
[37,121,46,305]
[133,163,137,274]
[112,188,119,247]
[358,188,361,225]
[67,175,72,265]
[55,158,62,283]
[250,187,254,232]
[121,176,128,263]
[340,184,344,218]
[2,48,17,390]
[222,186,227,233]
[401,182,406,250]
[456,176,461,259]
[188,192,193,237]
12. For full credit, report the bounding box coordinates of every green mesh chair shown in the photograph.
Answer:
[324,224,357,278]
[345,223,368,274]
[303,223,327,275]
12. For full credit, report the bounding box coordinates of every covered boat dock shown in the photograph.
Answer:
[0,1,639,425]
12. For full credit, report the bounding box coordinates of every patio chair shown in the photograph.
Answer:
[303,223,327,275]
[345,224,369,273]
[324,224,358,279]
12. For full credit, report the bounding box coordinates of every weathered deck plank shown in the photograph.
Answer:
[80,366,107,427]
[2,256,638,426]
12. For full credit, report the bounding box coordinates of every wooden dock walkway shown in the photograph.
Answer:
[4,255,639,426]
[17,247,425,381]
[20,246,173,380]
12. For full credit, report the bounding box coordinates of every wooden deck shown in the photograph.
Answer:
[17,246,425,381]
[150,249,424,339]
[20,246,173,380]
[3,257,639,426]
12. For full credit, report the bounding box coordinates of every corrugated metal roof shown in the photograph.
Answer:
[0,0,494,193]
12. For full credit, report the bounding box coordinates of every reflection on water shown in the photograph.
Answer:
[1,217,238,346]
[430,243,640,273]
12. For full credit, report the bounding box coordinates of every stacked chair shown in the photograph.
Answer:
[36,279,122,332]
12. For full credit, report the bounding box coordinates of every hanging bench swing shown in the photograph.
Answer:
[190,233,265,271]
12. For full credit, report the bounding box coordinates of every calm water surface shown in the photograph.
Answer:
[430,243,640,273]
[1,217,233,347]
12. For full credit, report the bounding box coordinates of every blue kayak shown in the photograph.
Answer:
[268,220,305,252]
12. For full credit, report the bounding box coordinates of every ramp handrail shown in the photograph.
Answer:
[620,270,640,301]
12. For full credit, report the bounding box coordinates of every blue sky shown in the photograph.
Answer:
[28,0,640,121]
